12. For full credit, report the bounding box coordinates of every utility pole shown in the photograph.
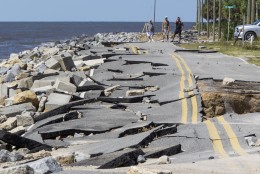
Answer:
[213,0,216,41]
[251,0,256,23]
[218,0,222,40]
[247,0,252,23]
[154,0,156,24]
[201,0,204,32]
[256,2,259,20]
[207,0,209,38]
[198,0,201,35]
[196,0,199,30]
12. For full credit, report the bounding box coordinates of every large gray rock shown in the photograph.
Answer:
[53,79,76,94]
[17,77,34,89]
[35,62,47,74]
[26,156,62,174]
[0,149,24,163]
[45,93,72,111]
[0,103,36,118]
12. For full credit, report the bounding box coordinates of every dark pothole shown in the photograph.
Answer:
[197,79,260,118]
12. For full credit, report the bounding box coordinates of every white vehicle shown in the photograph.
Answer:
[234,19,260,40]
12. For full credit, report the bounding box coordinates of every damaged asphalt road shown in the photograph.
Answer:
[0,35,260,174]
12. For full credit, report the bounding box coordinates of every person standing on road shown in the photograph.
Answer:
[162,16,170,42]
[146,20,155,42]
[172,17,184,43]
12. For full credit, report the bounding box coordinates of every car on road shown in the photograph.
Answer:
[234,19,260,40]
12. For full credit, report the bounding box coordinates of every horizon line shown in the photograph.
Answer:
[0,21,196,23]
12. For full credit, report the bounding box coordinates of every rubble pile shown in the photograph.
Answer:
[0,33,184,173]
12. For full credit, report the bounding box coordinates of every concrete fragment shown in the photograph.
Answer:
[0,103,35,118]
[15,72,29,81]
[223,77,235,86]
[35,62,47,74]
[245,136,258,146]
[17,77,34,89]
[71,74,84,87]
[14,90,39,108]
[16,114,34,127]
[104,85,121,96]
[0,149,24,162]
[137,155,146,163]
[31,80,55,89]
[4,71,15,82]
[58,56,76,71]
[0,117,17,130]
[45,93,72,111]
[38,96,48,112]
[10,64,21,76]
[126,89,145,97]
[53,79,76,94]
[157,155,171,164]
[79,90,102,99]
[45,57,60,69]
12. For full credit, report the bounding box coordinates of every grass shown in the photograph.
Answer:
[180,41,260,66]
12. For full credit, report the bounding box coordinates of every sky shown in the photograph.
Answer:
[0,0,196,22]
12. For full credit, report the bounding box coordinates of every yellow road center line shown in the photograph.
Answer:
[205,120,229,158]
[177,55,198,124]
[137,47,141,54]
[217,116,248,156]
[171,54,188,124]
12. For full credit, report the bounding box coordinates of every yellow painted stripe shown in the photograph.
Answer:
[177,55,198,124]
[137,47,141,54]
[172,54,188,124]
[217,116,248,156]
[205,120,229,158]
[132,46,137,54]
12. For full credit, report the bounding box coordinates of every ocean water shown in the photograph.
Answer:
[0,22,195,59]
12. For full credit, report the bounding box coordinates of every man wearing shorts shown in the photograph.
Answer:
[172,17,184,43]
[162,16,170,42]
[146,20,155,42]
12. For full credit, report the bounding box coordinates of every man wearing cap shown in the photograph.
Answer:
[162,16,170,42]
[146,20,155,42]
